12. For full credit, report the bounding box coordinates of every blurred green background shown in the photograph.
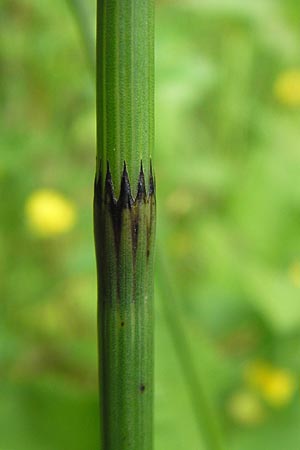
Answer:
[1,0,300,449]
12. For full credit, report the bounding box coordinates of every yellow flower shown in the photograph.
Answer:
[25,189,76,237]
[244,361,297,408]
[288,260,300,287]
[274,70,300,107]
[261,369,296,407]
[226,389,266,426]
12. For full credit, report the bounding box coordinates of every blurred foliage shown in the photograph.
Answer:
[1,0,300,449]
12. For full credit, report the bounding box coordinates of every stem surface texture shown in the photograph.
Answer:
[95,1,155,449]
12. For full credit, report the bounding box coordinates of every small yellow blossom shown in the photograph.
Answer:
[274,70,300,107]
[244,361,297,408]
[25,189,76,237]
[288,260,300,287]
[261,369,296,407]
[226,389,266,426]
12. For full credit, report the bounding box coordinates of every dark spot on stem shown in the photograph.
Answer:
[121,321,125,327]
[140,384,146,393]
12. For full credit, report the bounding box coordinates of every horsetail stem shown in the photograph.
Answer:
[94,1,155,449]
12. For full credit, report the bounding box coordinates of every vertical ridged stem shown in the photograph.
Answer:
[96,0,154,195]
[95,1,155,450]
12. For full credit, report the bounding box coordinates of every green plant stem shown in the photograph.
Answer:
[94,1,155,450]
[96,0,154,194]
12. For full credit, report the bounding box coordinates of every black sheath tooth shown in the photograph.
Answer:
[149,159,155,196]
[99,159,155,205]
[105,161,117,205]
[136,161,147,201]
[118,162,134,208]
[94,174,102,206]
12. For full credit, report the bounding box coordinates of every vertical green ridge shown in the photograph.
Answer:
[95,1,155,448]
[96,0,154,196]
